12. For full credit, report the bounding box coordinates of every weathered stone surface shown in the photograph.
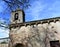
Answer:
[9,21,60,47]
[9,9,60,47]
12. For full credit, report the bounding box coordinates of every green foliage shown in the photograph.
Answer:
[1,41,7,44]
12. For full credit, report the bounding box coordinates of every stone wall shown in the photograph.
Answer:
[9,21,60,47]
[0,44,8,47]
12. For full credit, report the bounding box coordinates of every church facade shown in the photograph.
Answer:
[9,9,60,47]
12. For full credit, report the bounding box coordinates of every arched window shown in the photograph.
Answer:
[14,13,19,20]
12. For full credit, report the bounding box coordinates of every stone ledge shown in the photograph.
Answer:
[9,17,60,28]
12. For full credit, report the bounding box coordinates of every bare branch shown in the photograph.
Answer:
[3,0,30,11]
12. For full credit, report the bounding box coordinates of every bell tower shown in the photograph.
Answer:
[11,9,25,24]
[9,9,25,47]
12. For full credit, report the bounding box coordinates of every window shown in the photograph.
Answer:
[50,40,60,47]
[14,13,19,20]
[15,43,24,47]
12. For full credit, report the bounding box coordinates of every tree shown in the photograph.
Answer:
[3,0,30,11]
[0,0,30,28]
[1,41,7,44]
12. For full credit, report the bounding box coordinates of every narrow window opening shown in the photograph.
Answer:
[14,13,19,20]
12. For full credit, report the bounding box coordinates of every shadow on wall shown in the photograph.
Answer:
[50,40,60,47]
[14,43,25,47]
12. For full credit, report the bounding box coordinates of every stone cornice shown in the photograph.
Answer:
[9,17,60,28]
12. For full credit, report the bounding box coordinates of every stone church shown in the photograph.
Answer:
[9,9,60,47]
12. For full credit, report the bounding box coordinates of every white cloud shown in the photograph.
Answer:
[0,18,9,38]
[0,28,9,38]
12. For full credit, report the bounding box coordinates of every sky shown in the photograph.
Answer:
[0,0,60,38]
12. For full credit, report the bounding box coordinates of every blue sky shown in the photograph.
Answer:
[25,0,60,21]
[0,0,60,38]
